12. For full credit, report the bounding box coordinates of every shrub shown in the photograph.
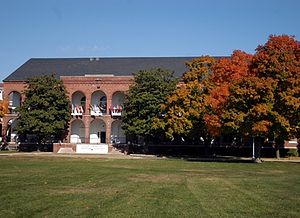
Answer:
[287,149,299,157]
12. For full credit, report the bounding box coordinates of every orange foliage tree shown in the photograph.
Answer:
[204,50,253,137]
[223,76,277,157]
[214,35,299,160]
[153,34,299,159]
[152,56,215,145]
[0,98,9,118]
[251,35,300,140]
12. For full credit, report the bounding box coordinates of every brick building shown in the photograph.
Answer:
[0,83,3,143]
[2,57,193,152]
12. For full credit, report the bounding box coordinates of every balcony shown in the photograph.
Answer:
[110,105,123,117]
[8,104,17,114]
[71,104,84,116]
[90,104,104,116]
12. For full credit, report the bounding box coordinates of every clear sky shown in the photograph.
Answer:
[1,0,299,81]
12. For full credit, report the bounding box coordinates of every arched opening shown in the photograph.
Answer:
[110,91,125,117]
[70,120,85,143]
[90,91,107,116]
[71,91,85,116]
[6,119,18,143]
[111,120,126,144]
[8,91,21,114]
[90,119,106,144]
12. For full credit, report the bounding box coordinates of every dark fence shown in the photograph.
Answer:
[18,143,53,152]
[128,144,294,158]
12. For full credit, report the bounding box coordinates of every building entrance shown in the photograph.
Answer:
[100,132,106,143]
[90,119,106,144]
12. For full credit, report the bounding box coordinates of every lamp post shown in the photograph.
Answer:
[252,136,255,160]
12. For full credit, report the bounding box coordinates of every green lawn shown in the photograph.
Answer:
[0,156,299,217]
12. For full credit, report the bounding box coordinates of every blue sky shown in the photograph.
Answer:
[0,0,299,80]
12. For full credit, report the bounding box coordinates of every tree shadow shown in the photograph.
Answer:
[184,156,254,163]
[157,154,254,163]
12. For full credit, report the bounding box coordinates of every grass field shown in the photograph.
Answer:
[0,156,299,217]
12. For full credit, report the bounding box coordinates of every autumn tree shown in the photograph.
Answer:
[16,75,71,145]
[122,68,178,145]
[223,76,277,160]
[250,35,300,157]
[204,50,253,138]
[0,98,9,118]
[152,56,215,146]
[212,35,299,160]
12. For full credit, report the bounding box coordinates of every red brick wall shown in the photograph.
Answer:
[2,81,26,141]
[2,75,133,146]
[62,75,132,145]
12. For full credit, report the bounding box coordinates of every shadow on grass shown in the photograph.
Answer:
[186,156,254,163]
[158,154,254,163]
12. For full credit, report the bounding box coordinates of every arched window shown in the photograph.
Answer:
[70,120,85,143]
[111,120,126,144]
[100,96,107,113]
[90,91,107,115]
[110,91,125,117]
[80,97,86,107]
[8,91,21,114]
[71,91,85,116]
[90,119,106,144]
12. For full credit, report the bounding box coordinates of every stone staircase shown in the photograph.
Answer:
[109,146,125,155]
[7,142,18,151]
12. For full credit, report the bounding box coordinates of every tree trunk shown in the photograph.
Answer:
[37,137,43,152]
[275,138,284,159]
[143,136,149,154]
[275,146,280,159]
[203,136,212,157]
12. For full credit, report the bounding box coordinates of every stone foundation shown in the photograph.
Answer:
[53,143,114,154]
[53,143,76,153]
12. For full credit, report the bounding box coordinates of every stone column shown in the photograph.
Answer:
[84,89,91,143]
[85,94,91,116]
[106,92,112,115]
[84,117,90,144]
[105,118,112,148]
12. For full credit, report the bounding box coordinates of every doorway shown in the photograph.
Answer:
[100,132,106,143]
[90,119,106,144]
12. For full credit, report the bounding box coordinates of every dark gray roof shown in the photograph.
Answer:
[4,57,202,81]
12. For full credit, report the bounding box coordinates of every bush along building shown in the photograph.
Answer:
[2,57,194,153]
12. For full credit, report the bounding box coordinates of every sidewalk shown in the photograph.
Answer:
[261,157,300,163]
[0,151,162,160]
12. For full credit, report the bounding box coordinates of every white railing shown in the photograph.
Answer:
[71,104,84,116]
[8,101,17,114]
[110,105,123,116]
[90,104,105,116]
[70,135,85,144]
[111,135,126,144]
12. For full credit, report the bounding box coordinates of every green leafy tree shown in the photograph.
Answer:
[122,68,178,145]
[16,75,71,144]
